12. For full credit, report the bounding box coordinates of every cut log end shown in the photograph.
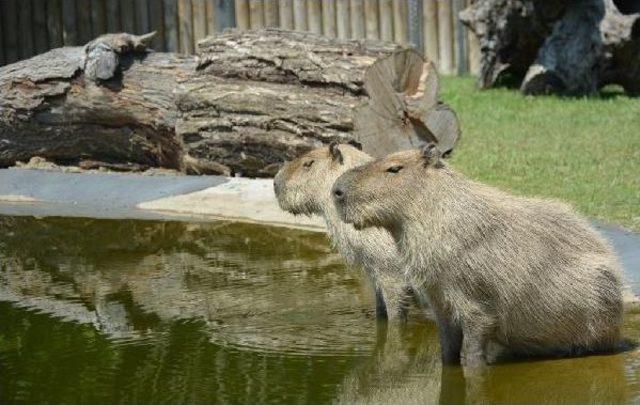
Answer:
[354,49,461,158]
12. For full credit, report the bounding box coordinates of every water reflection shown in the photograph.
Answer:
[0,216,639,404]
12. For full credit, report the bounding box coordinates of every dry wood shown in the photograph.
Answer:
[279,0,294,29]
[0,12,4,65]
[135,0,151,34]
[206,0,216,34]
[423,0,438,64]
[392,0,406,43]
[91,0,107,38]
[178,0,194,53]
[120,0,136,33]
[235,0,250,30]
[149,0,166,50]
[47,0,64,49]
[336,0,350,38]
[76,0,93,44]
[307,0,323,34]
[364,0,379,39]
[62,0,78,46]
[33,0,50,55]
[192,0,208,42]
[106,0,121,32]
[0,29,460,177]
[18,0,34,59]
[164,0,179,51]
[321,0,337,37]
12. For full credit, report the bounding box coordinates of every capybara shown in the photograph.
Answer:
[274,142,423,321]
[332,143,623,367]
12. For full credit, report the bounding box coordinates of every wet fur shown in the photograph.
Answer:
[273,144,421,321]
[332,146,623,367]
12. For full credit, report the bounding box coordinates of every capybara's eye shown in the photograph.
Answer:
[303,160,315,168]
[386,165,403,173]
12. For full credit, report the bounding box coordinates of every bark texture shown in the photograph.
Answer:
[0,29,460,177]
[460,0,640,95]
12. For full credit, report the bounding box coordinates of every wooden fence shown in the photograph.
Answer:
[0,0,480,75]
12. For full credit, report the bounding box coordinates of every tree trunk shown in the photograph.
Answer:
[0,29,459,177]
[460,0,640,96]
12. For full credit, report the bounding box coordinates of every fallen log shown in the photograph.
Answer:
[0,29,460,177]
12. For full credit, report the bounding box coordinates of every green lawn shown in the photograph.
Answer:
[439,77,640,231]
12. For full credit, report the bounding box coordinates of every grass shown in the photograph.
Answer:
[439,77,640,232]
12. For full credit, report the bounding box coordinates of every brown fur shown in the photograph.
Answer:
[332,144,623,367]
[274,144,423,321]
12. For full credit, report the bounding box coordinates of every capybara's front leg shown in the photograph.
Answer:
[377,281,411,322]
[460,315,492,369]
[435,311,463,363]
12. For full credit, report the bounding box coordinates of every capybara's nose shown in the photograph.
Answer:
[333,187,345,201]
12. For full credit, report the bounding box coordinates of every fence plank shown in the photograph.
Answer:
[77,0,93,43]
[279,0,294,29]
[321,0,336,37]
[453,0,467,74]
[307,0,322,34]
[120,0,136,33]
[467,0,480,76]
[18,0,35,59]
[215,0,235,31]
[206,0,216,34]
[392,0,406,44]
[149,0,165,50]
[364,0,378,39]
[91,0,107,37]
[2,0,19,63]
[437,0,453,74]
[350,0,364,39]
[336,0,349,38]
[164,0,179,51]
[33,0,49,55]
[407,0,422,50]
[62,0,78,45]
[379,0,393,41]
[264,0,279,27]
[293,0,307,31]
[47,0,64,49]
[0,9,4,65]
[249,0,265,29]
[192,0,208,42]
[235,0,249,29]
[178,0,194,52]
[423,0,438,64]
[106,0,121,32]
[135,0,150,33]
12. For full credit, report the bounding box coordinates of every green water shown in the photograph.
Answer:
[0,216,639,404]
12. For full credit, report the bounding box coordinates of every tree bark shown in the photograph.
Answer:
[460,0,640,96]
[0,29,460,177]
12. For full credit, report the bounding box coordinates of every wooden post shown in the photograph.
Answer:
[379,0,393,42]
[392,0,406,44]
[178,0,194,53]
[437,0,453,74]
[206,0,216,34]
[18,0,35,59]
[3,0,19,63]
[407,0,422,51]
[192,0,208,43]
[106,0,121,32]
[135,0,150,34]
[249,0,265,29]
[264,0,279,27]
[336,0,349,39]
[91,0,107,38]
[120,0,136,33]
[62,0,78,45]
[350,0,365,39]
[33,0,49,55]
[423,0,438,64]
[466,0,480,76]
[321,0,336,37]
[453,0,467,75]
[307,0,323,34]
[149,0,165,50]
[235,0,250,30]
[47,0,64,50]
[293,0,308,31]
[215,0,236,32]
[0,12,4,65]
[77,0,93,44]
[279,0,294,29]
[164,0,179,52]
[364,0,379,39]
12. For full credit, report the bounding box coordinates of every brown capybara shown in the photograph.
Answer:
[274,142,425,321]
[332,143,623,368]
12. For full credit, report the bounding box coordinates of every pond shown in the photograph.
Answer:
[1,216,639,404]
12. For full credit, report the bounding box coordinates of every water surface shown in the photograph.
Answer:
[1,216,638,404]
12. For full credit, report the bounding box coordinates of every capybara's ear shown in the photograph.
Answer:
[421,143,442,168]
[329,141,344,164]
[347,139,363,151]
